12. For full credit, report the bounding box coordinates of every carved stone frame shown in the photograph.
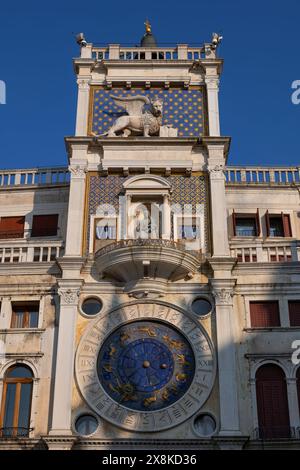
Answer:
[75,300,216,432]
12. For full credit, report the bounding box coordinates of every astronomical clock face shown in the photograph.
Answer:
[76,302,215,432]
[97,321,195,412]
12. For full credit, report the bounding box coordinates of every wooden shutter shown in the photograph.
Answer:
[250,301,280,327]
[288,301,300,327]
[256,364,290,439]
[255,209,261,236]
[265,210,270,237]
[282,213,292,237]
[0,216,25,239]
[31,214,58,237]
[232,210,236,236]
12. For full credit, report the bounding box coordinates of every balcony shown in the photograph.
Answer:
[252,426,298,440]
[225,166,300,186]
[0,239,64,264]
[230,240,300,263]
[0,166,69,188]
[95,239,201,292]
[0,427,33,438]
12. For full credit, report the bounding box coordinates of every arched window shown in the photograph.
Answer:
[256,364,290,439]
[0,365,33,437]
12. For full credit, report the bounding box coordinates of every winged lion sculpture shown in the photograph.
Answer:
[93,95,163,137]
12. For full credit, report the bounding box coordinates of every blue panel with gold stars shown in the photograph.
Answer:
[90,87,205,137]
[97,320,195,411]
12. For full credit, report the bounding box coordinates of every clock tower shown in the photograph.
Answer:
[47,23,242,449]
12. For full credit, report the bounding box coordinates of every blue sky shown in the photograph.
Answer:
[0,0,299,168]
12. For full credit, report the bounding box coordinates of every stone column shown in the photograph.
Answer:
[205,77,220,136]
[65,164,87,257]
[286,378,300,435]
[75,79,90,136]
[49,282,82,436]
[210,279,241,436]
[162,194,171,239]
[208,161,230,257]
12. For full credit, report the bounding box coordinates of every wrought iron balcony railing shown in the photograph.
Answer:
[252,426,297,440]
[0,427,33,438]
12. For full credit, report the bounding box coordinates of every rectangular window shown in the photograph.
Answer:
[31,214,58,237]
[289,301,300,327]
[232,210,260,237]
[266,211,292,237]
[0,216,25,239]
[177,217,200,240]
[96,217,117,240]
[250,301,280,327]
[11,303,39,328]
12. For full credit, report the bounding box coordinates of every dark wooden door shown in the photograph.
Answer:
[256,364,290,439]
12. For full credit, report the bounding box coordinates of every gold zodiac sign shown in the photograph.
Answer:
[176,373,187,382]
[162,335,185,350]
[103,364,112,373]
[161,389,169,401]
[120,332,130,344]
[109,344,116,356]
[144,395,157,406]
[109,379,137,402]
[138,327,157,337]
[176,354,191,367]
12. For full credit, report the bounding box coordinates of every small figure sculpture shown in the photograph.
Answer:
[144,19,151,34]
[211,32,223,50]
[100,95,163,137]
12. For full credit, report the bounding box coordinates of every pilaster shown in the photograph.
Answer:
[75,79,90,136]
[210,275,241,436]
[65,162,88,257]
[49,280,83,436]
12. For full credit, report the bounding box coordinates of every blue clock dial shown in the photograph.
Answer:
[97,321,195,411]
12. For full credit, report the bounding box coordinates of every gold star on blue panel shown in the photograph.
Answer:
[91,88,204,136]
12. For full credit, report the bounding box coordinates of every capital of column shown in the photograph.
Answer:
[208,163,225,180]
[210,279,236,306]
[58,288,80,306]
[76,78,90,90]
[286,378,297,385]
[57,280,83,306]
[205,77,220,91]
[212,288,234,305]
[68,164,88,179]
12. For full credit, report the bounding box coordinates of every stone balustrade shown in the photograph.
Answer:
[226,166,300,185]
[0,167,69,187]
[0,240,64,263]
[230,240,300,263]
[89,44,206,61]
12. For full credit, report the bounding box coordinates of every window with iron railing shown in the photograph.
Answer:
[0,365,33,437]
[232,210,260,237]
[266,212,292,237]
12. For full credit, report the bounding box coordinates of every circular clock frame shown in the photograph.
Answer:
[75,301,216,432]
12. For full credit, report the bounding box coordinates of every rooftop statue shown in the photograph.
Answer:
[144,19,152,34]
